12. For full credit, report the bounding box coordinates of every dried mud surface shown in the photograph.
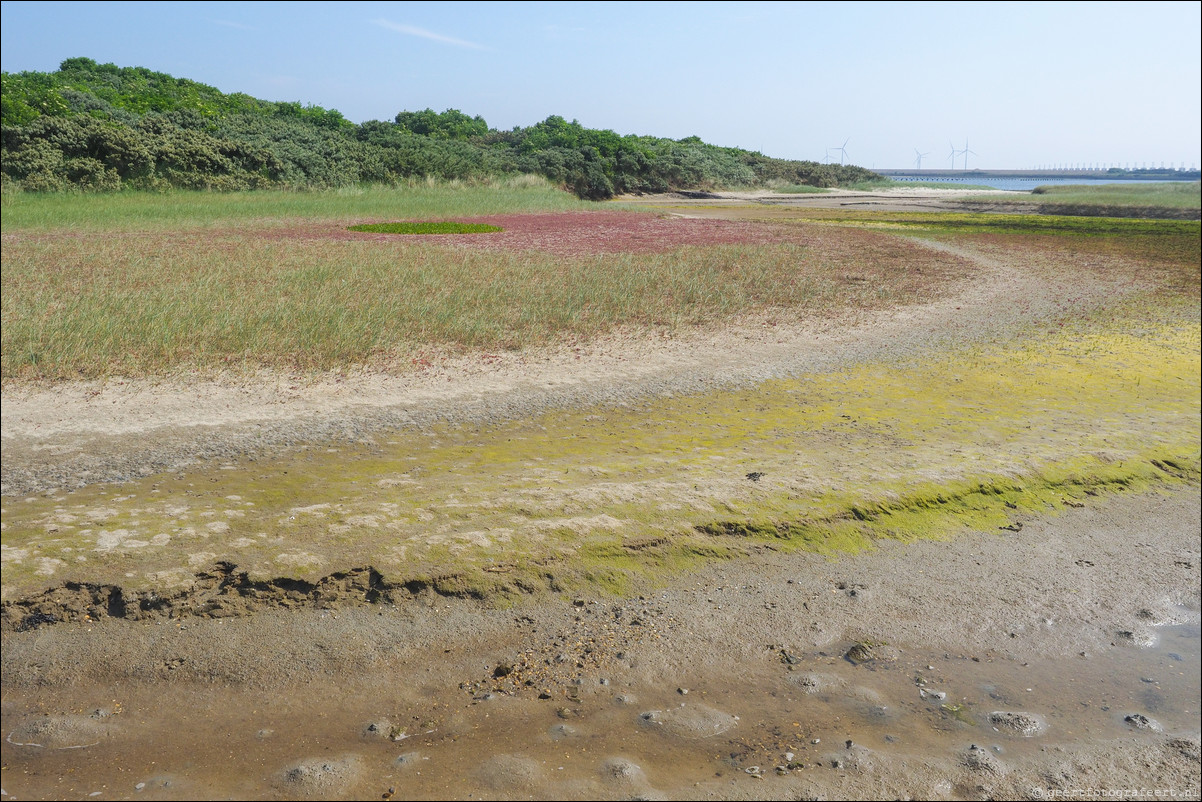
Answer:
[2,193,1199,800]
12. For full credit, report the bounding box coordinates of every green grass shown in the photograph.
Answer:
[0,176,588,232]
[4,188,1198,381]
[347,221,504,235]
[1019,181,1201,209]
[0,223,969,380]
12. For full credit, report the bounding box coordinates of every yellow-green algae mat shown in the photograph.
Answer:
[1,313,1198,601]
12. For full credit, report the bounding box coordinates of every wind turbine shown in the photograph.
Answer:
[948,141,960,169]
[960,138,978,170]
[829,138,850,166]
[914,148,930,170]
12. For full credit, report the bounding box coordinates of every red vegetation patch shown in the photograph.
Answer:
[270,211,789,256]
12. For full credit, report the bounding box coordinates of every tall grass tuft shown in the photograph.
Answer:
[1023,181,1201,210]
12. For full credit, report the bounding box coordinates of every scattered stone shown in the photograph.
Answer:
[393,752,421,769]
[845,641,900,665]
[988,711,1046,737]
[779,648,802,665]
[1113,629,1157,648]
[362,720,392,739]
[677,687,688,695]
[1123,713,1162,731]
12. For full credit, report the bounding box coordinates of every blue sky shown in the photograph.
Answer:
[2,1,1199,170]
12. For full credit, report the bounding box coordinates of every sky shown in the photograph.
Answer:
[2,1,1199,171]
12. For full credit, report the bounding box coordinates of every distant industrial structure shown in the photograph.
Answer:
[877,167,1201,182]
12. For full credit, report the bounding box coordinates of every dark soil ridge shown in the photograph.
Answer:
[0,561,507,634]
[7,462,1197,635]
[0,538,730,635]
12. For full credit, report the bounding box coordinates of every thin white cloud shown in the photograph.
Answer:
[372,19,488,51]
[212,19,255,31]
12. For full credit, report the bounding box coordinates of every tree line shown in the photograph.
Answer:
[1,58,880,198]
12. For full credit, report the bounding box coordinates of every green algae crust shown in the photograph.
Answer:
[2,312,1198,604]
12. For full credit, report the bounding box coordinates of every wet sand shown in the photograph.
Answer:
[2,489,1198,800]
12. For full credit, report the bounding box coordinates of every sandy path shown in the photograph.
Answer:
[0,233,1133,496]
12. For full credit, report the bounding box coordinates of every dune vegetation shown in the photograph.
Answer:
[2,58,877,199]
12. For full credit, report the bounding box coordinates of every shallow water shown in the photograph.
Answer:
[882,175,1196,191]
[2,614,1197,800]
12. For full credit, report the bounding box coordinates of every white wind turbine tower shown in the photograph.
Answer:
[948,141,961,169]
[914,148,930,169]
[959,138,978,170]
[829,138,850,165]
